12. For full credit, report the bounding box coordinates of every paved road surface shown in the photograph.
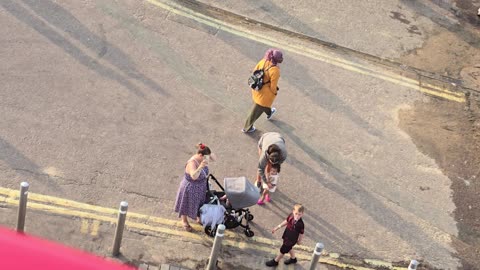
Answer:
[1,0,477,269]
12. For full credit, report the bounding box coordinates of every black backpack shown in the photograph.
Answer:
[248,63,273,91]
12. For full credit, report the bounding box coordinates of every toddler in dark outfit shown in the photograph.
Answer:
[266,204,305,267]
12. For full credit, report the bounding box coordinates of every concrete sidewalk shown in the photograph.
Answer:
[0,192,408,270]
[139,263,191,270]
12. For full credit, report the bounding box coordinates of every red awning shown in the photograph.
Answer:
[0,226,135,270]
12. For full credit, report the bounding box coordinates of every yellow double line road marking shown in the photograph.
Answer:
[81,219,100,236]
[0,186,405,269]
[0,186,406,269]
[143,0,465,103]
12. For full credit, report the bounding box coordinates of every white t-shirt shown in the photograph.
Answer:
[268,174,279,192]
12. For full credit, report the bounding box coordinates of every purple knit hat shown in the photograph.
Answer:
[264,49,283,65]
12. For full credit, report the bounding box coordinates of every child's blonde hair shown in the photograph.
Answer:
[293,204,304,213]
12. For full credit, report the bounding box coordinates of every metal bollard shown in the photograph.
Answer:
[206,224,226,270]
[16,182,29,233]
[408,260,419,270]
[112,201,128,256]
[309,242,324,270]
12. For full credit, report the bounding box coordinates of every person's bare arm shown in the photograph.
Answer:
[264,163,274,189]
[297,233,304,244]
[258,156,268,184]
[271,220,288,234]
[186,159,207,180]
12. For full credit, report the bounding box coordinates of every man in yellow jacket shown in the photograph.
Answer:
[242,49,283,133]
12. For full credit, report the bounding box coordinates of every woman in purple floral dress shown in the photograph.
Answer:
[174,143,212,232]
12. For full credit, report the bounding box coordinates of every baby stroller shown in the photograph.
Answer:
[200,174,259,237]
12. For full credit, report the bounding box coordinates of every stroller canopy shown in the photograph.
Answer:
[224,177,260,209]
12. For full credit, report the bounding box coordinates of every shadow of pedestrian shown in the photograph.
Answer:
[0,136,61,192]
[180,0,384,138]
[19,0,168,97]
[214,30,383,138]
[270,119,454,261]
[1,0,167,97]
[270,189,372,256]
[242,130,264,142]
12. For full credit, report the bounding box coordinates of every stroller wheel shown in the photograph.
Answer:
[224,215,239,229]
[204,225,216,237]
[246,213,254,221]
[244,229,254,237]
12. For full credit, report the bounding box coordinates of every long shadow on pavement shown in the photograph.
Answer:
[214,30,383,138]
[271,189,371,256]
[2,1,151,97]
[0,136,61,192]
[19,0,168,97]
[157,0,384,138]
[271,119,454,262]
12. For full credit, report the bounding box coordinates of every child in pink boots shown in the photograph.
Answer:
[257,163,280,205]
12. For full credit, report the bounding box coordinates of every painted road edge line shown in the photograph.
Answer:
[0,194,380,270]
[0,190,406,270]
[144,0,465,103]
[0,187,296,250]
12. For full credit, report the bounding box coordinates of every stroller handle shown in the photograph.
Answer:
[207,174,225,192]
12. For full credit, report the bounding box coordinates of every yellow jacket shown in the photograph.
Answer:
[251,59,280,108]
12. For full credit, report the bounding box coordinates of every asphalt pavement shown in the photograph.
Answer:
[0,0,477,269]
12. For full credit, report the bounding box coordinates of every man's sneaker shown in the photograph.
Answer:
[241,126,256,133]
[284,258,297,265]
[266,259,279,267]
[267,108,277,120]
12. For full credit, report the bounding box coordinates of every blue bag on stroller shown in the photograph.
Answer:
[199,199,226,229]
